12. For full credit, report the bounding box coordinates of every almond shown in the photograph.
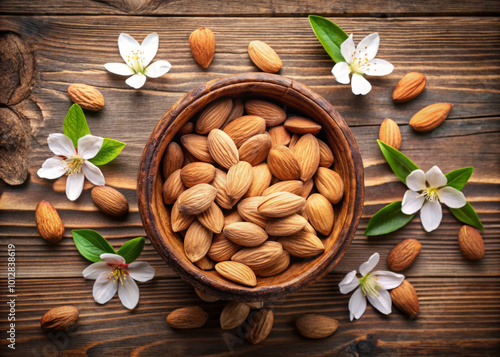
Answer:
[300,178,314,198]
[246,301,265,309]
[245,99,286,127]
[266,214,307,236]
[288,134,300,151]
[387,238,422,271]
[194,255,216,270]
[255,250,290,277]
[176,183,217,215]
[237,197,268,228]
[211,168,236,209]
[390,280,419,318]
[67,84,104,111]
[91,186,129,216]
[246,308,274,344]
[269,125,291,146]
[195,288,219,303]
[248,40,282,74]
[162,142,184,179]
[302,221,317,235]
[189,28,215,69]
[393,72,426,103]
[226,161,253,200]
[224,210,243,226]
[35,201,65,244]
[231,241,283,270]
[223,98,245,128]
[262,180,304,196]
[267,145,301,181]
[409,103,453,132]
[41,306,79,332]
[180,134,214,163]
[314,167,344,204]
[284,116,322,135]
[182,148,197,165]
[207,129,239,169]
[180,162,216,187]
[171,201,195,232]
[306,194,334,236]
[163,169,185,205]
[278,231,325,257]
[296,314,339,339]
[223,115,266,147]
[220,302,251,330]
[292,133,320,181]
[215,261,257,287]
[196,98,233,134]
[245,163,272,197]
[317,139,334,167]
[184,220,213,262]
[238,133,272,166]
[197,202,224,233]
[224,222,268,247]
[177,122,194,137]
[258,192,306,218]
[379,118,401,150]
[167,306,208,329]
[208,232,241,261]
[458,225,485,260]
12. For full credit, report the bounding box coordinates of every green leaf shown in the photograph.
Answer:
[63,104,91,147]
[72,229,116,262]
[365,201,415,236]
[377,140,420,184]
[89,138,126,166]
[449,202,484,231]
[117,237,145,264]
[308,15,348,63]
[445,167,473,190]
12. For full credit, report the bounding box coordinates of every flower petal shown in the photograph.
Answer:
[104,62,135,76]
[118,276,139,309]
[401,190,425,215]
[420,199,442,232]
[140,32,159,68]
[362,58,394,76]
[127,262,155,282]
[332,62,351,85]
[48,133,76,156]
[340,34,355,63]
[426,166,447,188]
[93,272,117,304]
[406,169,427,191]
[355,33,379,61]
[100,253,126,265]
[37,157,66,179]
[125,74,147,89]
[373,271,405,290]
[78,134,103,160]
[339,270,360,294]
[118,33,140,65]
[83,261,110,280]
[359,252,380,276]
[351,73,371,95]
[437,186,466,208]
[144,60,172,78]
[349,287,367,321]
[66,172,84,201]
[367,287,392,315]
[82,161,105,186]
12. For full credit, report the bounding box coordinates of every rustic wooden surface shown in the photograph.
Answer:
[0,1,499,356]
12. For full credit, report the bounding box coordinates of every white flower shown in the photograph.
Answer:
[37,133,105,201]
[402,166,467,232]
[104,32,172,89]
[82,253,155,310]
[332,33,394,95]
[339,253,404,321]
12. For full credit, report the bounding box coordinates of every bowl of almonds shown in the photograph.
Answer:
[138,73,364,301]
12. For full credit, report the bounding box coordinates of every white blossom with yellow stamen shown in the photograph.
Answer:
[83,253,155,310]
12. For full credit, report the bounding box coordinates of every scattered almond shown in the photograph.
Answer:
[215,261,257,287]
[224,222,268,247]
[379,118,401,150]
[458,225,485,260]
[67,84,104,111]
[296,314,338,339]
[220,302,251,330]
[284,116,322,135]
[238,133,272,166]
[314,167,344,204]
[387,238,422,271]
[390,280,419,318]
[35,200,65,243]
[248,40,282,74]
[306,194,334,236]
[246,308,274,344]
[393,72,426,103]
[245,99,286,127]
[267,145,301,180]
[176,183,217,215]
[166,306,208,329]
[409,103,453,132]
[207,129,239,169]
[41,306,79,332]
[91,186,129,216]
[189,28,215,69]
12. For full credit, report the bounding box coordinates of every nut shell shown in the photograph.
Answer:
[35,200,65,243]
[458,225,485,260]
[248,41,282,73]
[296,314,339,339]
[41,306,79,332]
[189,28,215,69]
[387,238,422,271]
[409,103,453,132]
[67,84,104,111]
[166,306,208,329]
[392,72,426,103]
[91,186,129,216]
[390,280,419,318]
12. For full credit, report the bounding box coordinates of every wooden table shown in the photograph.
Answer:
[1,1,499,356]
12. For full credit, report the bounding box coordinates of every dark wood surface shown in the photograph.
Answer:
[0,1,499,356]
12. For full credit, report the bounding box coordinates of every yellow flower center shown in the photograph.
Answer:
[126,49,145,73]
[423,187,438,202]
[359,273,381,298]
[64,156,84,176]
[107,264,129,285]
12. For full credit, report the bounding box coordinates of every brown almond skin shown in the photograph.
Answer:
[223,115,267,147]
[67,84,104,111]
[246,308,274,344]
[255,250,290,277]
[317,139,334,167]
[269,125,291,146]
[284,116,322,135]
[195,288,219,302]
[245,99,286,127]
[393,72,426,103]
[296,314,339,339]
[162,142,184,180]
[215,261,257,287]
[267,145,301,181]
[390,280,420,318]
[387,238,422,271]
[194,255,216,271]
[196,98,233,134]
[35,200,65,243]
[166,306,209,329]
[409,103,453,132]
[189,28,215,69]
[238,133,272,166]
[208,232,241,261]
[458,225,485,260]
[91,186,129,216]
[248,40,282,73]
[162,169,185,205]
[379,118,402,150]
[180,162,216,188]
[314,167,344,204]
[220,302,251,330]
[41,306,79,332]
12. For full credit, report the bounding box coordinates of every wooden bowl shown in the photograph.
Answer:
[138,73,364,301]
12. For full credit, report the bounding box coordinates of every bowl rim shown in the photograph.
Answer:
[138,73,364,301]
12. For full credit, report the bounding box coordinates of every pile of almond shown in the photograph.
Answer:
[162,97,343,286]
